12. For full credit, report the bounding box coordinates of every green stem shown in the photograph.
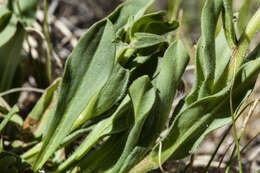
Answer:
[229,48,243,173]
[168,0,182,22]
[0,87,44,97]
[43,0,52,83]
[15,0,22,17]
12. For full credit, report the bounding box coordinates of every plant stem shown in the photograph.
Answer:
[229,49,243,173]
[15,0,22,17]
[168,0,182,22]
[43,0,52,83]
[0,87,44,97]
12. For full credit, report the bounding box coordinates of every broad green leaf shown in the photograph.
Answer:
[152,40,190,136]
[130,11,179,37]
[108,0,155,33]
[186,0,223,104]
[32,20,116,171]
[72,63,130,130]
[7,0,38,26]
[91,64,129,116]
[56,96,132,172]
[0,105,18,132]
[23,78,60,137]
[133,33,166,49]
[222,0,237,48]
[111,76,156,173]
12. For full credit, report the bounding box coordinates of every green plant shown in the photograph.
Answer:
[0,0,259,172]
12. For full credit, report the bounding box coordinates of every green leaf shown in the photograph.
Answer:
[0,18,25,93]
[92,64,129,116]
[7,0,38,26]
[0,6,12,31]
[32,19,116,171]
[0,13,18,47]
[78,133,128,173]
[213,30,232,92]
[56,95,132,172]
[0,105,18,132]
[186,0,223,104]
[130,11,179,37]
[71,63,130,130]
[108,0,155,34]
[222,0,237,48]
[152,40,190,135]
[234,0,249,38]
[22,125,94,162]
[133,33,166,49]
[111,76,156,173]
